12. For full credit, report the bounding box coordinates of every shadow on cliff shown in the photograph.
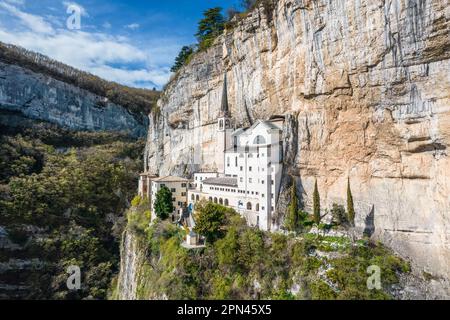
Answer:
[363,205,376,238]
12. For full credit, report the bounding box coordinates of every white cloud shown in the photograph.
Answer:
[125,23,140,30]
[0,2,178,89]
[0,2,53,34]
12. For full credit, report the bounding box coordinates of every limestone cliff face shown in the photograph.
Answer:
[0,61,148,137]
[116,230,146,300]
[145,0,450,284]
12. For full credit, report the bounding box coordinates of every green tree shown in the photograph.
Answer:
[196,7,225,50]
[347,178,355,226]
[331,203,348,226]
[313,180,321,225]
[194,202,229,243]
[286,180,299,231]
[170,46,194,73]
[154,186,174,220]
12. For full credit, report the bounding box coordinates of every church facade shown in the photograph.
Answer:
[139,75,285,232]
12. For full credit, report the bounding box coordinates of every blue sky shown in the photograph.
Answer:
[0,0,242,89]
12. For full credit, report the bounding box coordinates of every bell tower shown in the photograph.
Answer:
[216,74,233,173]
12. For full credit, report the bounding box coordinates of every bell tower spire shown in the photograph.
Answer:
[220,74,230,117]
[216,73,233,174]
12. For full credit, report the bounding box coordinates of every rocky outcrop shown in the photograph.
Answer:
[0,61,148,137]
[116,230,146,300]
[144,0,450,290]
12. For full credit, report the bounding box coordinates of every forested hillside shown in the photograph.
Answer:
[0,120,145,299]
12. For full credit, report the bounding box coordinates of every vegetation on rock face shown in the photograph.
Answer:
[0,121,144,299]
[123,202,410,300]
[313,180,321,225]
[196,7,226,51]
[170,46,195,73]
[154,186,174,220]
[347,178,355,226]
[170,1,278,75]
[285,181,304,232]
[0,42,159,116]
[193,200,235,243]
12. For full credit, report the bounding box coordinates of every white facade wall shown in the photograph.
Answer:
[188,120,284,231]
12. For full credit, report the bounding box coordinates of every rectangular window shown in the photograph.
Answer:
[249,178,252,183]
[262,180,265,185]
[171,188,176,192]
[181,192,186,197]
[240,177,243,183]
[181,183,187,188]
[235,157,238,166]
[240,166,243,171]
[172,198,176,202]
[249,166,252,172]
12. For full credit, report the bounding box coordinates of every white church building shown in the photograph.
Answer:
[139,75,285,232]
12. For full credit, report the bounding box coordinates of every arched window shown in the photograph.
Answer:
[224,199,229,206]
[219,120,224,130]
[219,198,223,205]
[191,194,195,201]
[253,135,266,145]
[214,197,218,204]
[247,202,252,210]
[209,197,213,202]
[196,195,200,201]
[256,204,260,212]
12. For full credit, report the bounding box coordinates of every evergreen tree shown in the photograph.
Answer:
[313,180,321,225]
[170,45,194,73]
[196,7,225,50]
[347,178,355,226]
[154,186,174,220]
[286,180,299,231]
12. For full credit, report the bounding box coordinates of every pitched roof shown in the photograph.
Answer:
[202,177,238,187]
[153,176,189,183]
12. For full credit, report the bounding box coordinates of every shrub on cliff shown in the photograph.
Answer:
[313,180,321,225]
[194,201,238,243]
[347,178,355,226]
[171,46,195,72]
[331,203,348,226]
